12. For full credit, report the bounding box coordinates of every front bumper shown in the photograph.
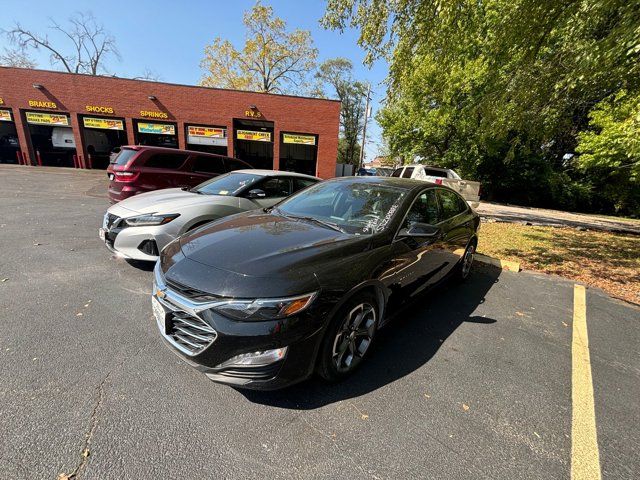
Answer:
[100,212,179,261]
[152,263,327,390]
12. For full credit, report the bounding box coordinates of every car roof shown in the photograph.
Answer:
[328,175,437,191]
[120,145,244,160]
[229,169,320,180]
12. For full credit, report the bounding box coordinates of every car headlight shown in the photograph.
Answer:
[213,292,318,321]
[124,213,180,226]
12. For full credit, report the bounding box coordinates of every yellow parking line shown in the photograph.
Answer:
[571,284,601,480]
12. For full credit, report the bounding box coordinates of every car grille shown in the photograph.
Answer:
[166,278,222,302]
[167,311,217,355]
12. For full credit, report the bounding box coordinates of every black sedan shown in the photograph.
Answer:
[152,177,480,390]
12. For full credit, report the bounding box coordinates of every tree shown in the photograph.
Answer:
[5,12,120,75]
[0,46,36,68]
[314,58,367,166]
[323,0,640,215]
[200,1,317,94]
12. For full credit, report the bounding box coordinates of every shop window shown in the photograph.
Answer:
[279,133,317,176]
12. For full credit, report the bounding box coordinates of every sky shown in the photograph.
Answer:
[0,0,388,162]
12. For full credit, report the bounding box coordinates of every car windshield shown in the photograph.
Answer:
[193,172,261,196]
[276,181,408,235]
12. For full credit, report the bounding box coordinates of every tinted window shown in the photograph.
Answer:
[438,189,467,219]
[192,155,225,174]
[144,153,188,170]
[193,172,261,196]
[278,181,408,235]
[258,178,292,198]
[225,158,250,172]
[404,189,440,227]
[401,167,415,178]
[293,178,317,192]
[391,168,403,177]
[423,168,448,178]
[111,148,138,166]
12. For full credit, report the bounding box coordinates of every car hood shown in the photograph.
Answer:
[166,212,371,295]
[112,188,236,214]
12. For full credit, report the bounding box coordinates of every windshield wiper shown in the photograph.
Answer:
[285,214,347,233]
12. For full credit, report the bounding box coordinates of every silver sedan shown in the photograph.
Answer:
[99,169,320,261]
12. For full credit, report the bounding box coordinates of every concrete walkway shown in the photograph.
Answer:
[476,201,640,235]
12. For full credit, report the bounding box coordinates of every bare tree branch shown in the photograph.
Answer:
[4,12,119,75]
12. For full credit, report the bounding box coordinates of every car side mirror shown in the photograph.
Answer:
[398,222,441,238]
[247,189,266,199]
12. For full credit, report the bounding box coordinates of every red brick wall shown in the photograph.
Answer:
[0,67,340,178]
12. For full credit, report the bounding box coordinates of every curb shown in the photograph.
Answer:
[475,253,521,272]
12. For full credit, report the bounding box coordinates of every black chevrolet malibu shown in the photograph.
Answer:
[152,176,480,389]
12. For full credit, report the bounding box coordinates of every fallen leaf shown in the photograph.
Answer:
[424,394,431,399]
[361,413,369,420]
[515,311,525,317]
[562,322,569,327]
[1,278,8,282]
[57,474,72,480]
[82,448,90,457]
[33,242,42,246]
[76,312,83,317]
[462,403,470,412]
[533,432,541,438]
[84,304,90,308]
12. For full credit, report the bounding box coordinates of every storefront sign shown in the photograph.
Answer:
[0,109,12,122]
[137,122,175,135]
[28,100,57,109]
[140,110,168,119]
[236,129,271,142]
[85,105,115,114]
[25,111,70,126]
[83,117,124,130]
[187,126,226,138]
[283,133,316,146]
[245,109,262,118]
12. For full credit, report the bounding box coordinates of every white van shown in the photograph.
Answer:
[51,127,76,149]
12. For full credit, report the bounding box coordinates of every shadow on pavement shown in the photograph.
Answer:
[125,259,156,271]
[241,264,501,409]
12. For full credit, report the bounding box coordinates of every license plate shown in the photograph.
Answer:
[108,173,114,180]
[98,228,106,241]
[152,297,169,332]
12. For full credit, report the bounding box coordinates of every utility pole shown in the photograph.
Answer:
[358,82,371,170]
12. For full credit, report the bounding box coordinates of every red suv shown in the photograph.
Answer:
[106,146,251,203]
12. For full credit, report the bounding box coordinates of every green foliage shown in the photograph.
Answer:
[577,90,640,179]
[315,58,367,166]
[324,0,640,216]
[200,1,317,93]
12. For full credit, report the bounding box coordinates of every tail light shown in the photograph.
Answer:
[434,178,443,185]
[114,171,139,182]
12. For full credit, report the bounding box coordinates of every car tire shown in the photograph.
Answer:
[317,292,379,382]
[455,240,476,282]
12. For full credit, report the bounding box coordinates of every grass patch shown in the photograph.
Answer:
[477,222,640,304]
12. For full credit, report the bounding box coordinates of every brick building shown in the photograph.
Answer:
[0,67,340,178]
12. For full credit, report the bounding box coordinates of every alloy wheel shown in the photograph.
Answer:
[332,302,376,373]
[461,244,475,278]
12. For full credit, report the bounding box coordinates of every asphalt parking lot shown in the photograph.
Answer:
[1,165,639,480]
